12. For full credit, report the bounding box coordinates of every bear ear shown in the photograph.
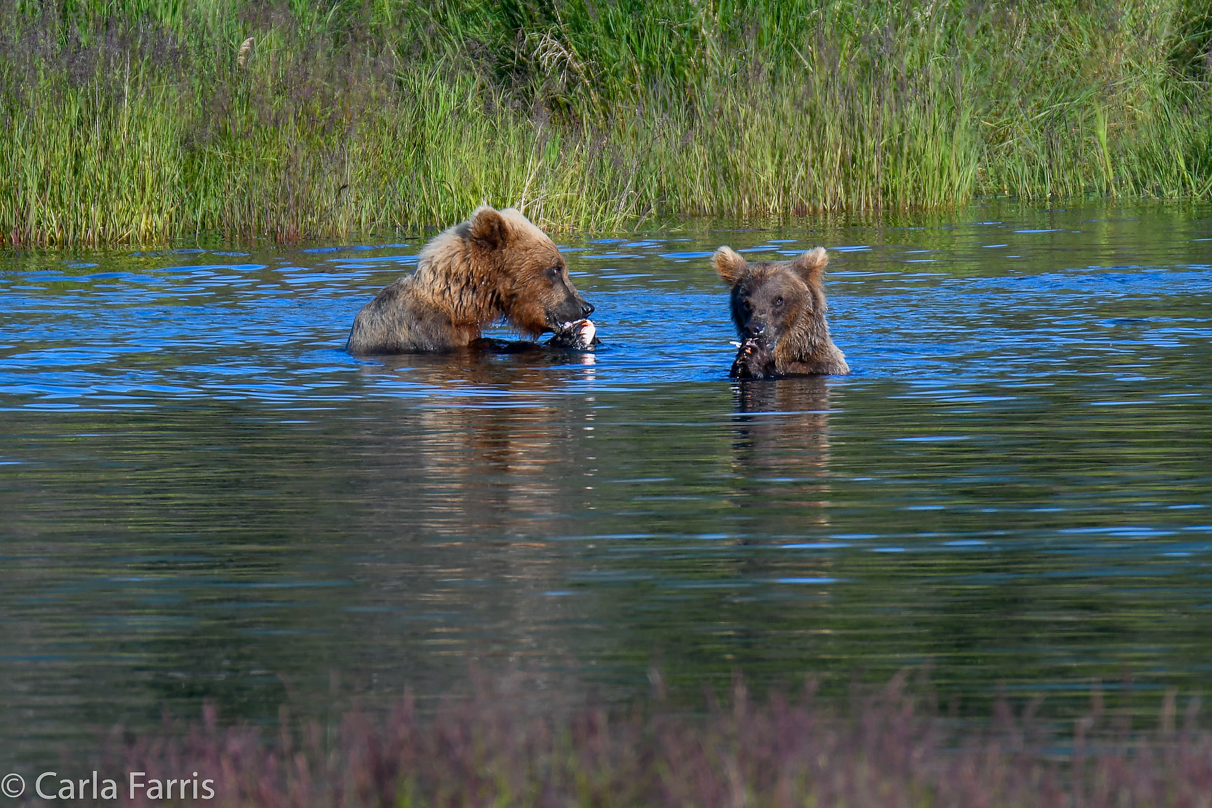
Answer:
[469,206,509,250]
[713,246,748,285]
[792,247,828,284]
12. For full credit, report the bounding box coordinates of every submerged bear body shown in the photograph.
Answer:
[714,246,849,379]
[347,207,593,355]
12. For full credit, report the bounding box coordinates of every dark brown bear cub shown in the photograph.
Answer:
[346,206,594,354]
[714,245,849,378]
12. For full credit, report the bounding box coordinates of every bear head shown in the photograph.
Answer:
[463,207,593,337]
[714,245,847,378]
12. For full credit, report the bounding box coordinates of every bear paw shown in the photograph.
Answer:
[730,337,777,379]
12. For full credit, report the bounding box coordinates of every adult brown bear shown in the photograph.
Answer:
[346,207,594,354]
[714,246,849,378]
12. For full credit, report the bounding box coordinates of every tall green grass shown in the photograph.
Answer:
[2,0,1211,246]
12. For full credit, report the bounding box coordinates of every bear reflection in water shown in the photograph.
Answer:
[355,351,599,540]
[346,352,601,683]
[345,357,835,665]
[731,376,835,531]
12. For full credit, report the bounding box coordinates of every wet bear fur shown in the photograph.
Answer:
[346,206,594,354]
[714,246,849,378]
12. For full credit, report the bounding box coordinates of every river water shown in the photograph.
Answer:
[1,203,1210,765]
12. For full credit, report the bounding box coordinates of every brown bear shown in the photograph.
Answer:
[346,206,594,354]
[714,245,849,378]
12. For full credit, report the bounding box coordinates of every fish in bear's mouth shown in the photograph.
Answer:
[548,319,599,350]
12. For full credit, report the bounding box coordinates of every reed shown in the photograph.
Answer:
[1,0,1211,246]
[90,673,1212,808]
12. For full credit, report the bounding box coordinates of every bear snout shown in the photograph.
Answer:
[547,296,591,330]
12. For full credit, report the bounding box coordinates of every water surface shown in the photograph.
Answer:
[2,203,1211,765]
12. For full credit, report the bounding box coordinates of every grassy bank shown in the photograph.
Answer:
[84,674,1212,808]
[2,0,1212,246]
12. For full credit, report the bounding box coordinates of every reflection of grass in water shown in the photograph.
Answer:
[1,0,1211,246]
[104,672,1212,808]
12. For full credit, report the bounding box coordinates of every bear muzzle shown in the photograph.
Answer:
[743,321,771,342]
[546,297,594,331]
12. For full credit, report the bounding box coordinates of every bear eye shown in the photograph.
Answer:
[547,265,562,277]
[773,296,784,308]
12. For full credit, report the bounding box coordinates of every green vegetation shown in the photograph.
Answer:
[2,0,1212,245]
